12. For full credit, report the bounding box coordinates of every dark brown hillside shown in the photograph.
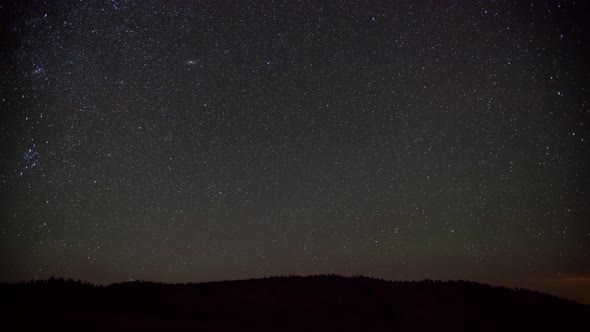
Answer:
[1,275,588,331]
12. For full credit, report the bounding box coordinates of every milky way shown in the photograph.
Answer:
[1,0,589,303]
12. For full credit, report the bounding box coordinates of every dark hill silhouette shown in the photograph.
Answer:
[1,275,588,331]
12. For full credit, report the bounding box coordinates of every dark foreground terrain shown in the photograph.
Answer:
[1,275,588,331]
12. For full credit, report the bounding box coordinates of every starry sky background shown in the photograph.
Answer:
[1,0,589,303]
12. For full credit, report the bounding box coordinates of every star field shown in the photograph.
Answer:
[1,0,589,302]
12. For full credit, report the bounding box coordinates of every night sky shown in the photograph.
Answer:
[1,0,589,303]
